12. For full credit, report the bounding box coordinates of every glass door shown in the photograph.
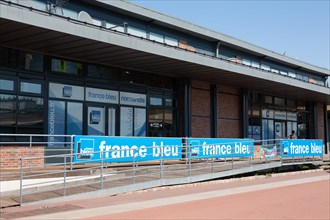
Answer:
[87,105,117,136]
[274,121,286,140]
[87,106,105,135]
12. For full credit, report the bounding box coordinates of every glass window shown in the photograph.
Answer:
[150,97,163,106]
[17,96,44,126]
[67,102,83,135]
[134,108,146,136]
[251,61,259,68]
[165,97,173,107]
[288,72,296,78]
[149,75,164,88]
[51,58,82,75]
[106,22,124,32]
[128,26,146,38]
[274,97,285,106]
[149,108,163,120]
[264,96,273,104]
[121,70,146,85]
[280,71,288,76]
[88,64,119,81]
[150,32,164,43]
[18,51,43,72]
[164,36,178,47]
[242,58,251,66]
[48,100,65,147]
[20,82,42,94]
[261,63,271,71]
[287,99,296,108]
[164,109,174,137]
[0,94,16,126]
[0,79,14,91]
[0,47,18,68]
[271,68,279,74]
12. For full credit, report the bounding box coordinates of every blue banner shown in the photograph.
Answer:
[73,136,182,163]
[187,138,254,158]
[281,139,323,157]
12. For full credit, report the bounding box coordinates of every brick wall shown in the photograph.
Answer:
[317,103,325,139]
[191,80,211,137]
[0,146,44,168]
[217,85,242,138]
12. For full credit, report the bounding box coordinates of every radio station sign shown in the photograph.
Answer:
[187,138,254,158]
[74,136,182,163]
[281,140,323,157]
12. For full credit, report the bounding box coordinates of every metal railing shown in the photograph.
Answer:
[0,134,325,206]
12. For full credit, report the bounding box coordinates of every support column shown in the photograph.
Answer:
[242,89,249,138]
[210,84,218,138]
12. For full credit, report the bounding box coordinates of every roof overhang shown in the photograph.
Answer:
[1,3,329,104]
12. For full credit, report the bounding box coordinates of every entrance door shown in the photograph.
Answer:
[274,121,286,140]
[87,105,116,136]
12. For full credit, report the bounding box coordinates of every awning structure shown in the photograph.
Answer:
[1,3,329,104]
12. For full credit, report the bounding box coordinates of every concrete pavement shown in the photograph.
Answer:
[1,169,329,220]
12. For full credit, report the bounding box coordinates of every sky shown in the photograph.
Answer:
[128,0,330,70]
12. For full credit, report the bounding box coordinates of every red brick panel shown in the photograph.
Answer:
[317,103,325,139]
[191,88,210,117]
[191,83,211,137]
[192,117,211,137]
[0,146,45,168]
[217,93,241,119]
[218,119,242,138]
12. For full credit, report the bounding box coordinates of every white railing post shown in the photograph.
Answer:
[160,145,163,181]
[64,155,67,196]
[19,158,23,206]
[70,135,74,171]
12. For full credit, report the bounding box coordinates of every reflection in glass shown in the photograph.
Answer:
[0,94,16,126]
[0,79,14,91]
[67,102,83,135]
[20,82,42,94]
[18,96,44,126]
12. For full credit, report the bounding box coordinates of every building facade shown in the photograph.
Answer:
[1,0,329,157]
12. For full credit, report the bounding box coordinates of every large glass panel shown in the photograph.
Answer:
[150,96,162,106]
[134,108,146,136]
[0,79,14,91]
[274,97,285,106]
[251,61,259,68]
[165,97,173,107]
[121,70,146,85]
[48,100,65,147]
[164,109,173,137]
[19,51,43,72]
[262,119,274,143]
[149,32,164,43]
[108,107,116,136]
[0,47,18,68]
[18,96,43,126]
[164,36,178,47]
[148,108,163,137]
[67,102,83,135]
[0,94,16,126]
[128,26,146,38]
[51,58,82,75]
[87,64,120,81]
[120,107,133,136]
[20,82,42,94]
[87,106,105,136]
[287,121,297,138]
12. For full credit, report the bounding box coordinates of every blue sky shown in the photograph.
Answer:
[129,0,330,70]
